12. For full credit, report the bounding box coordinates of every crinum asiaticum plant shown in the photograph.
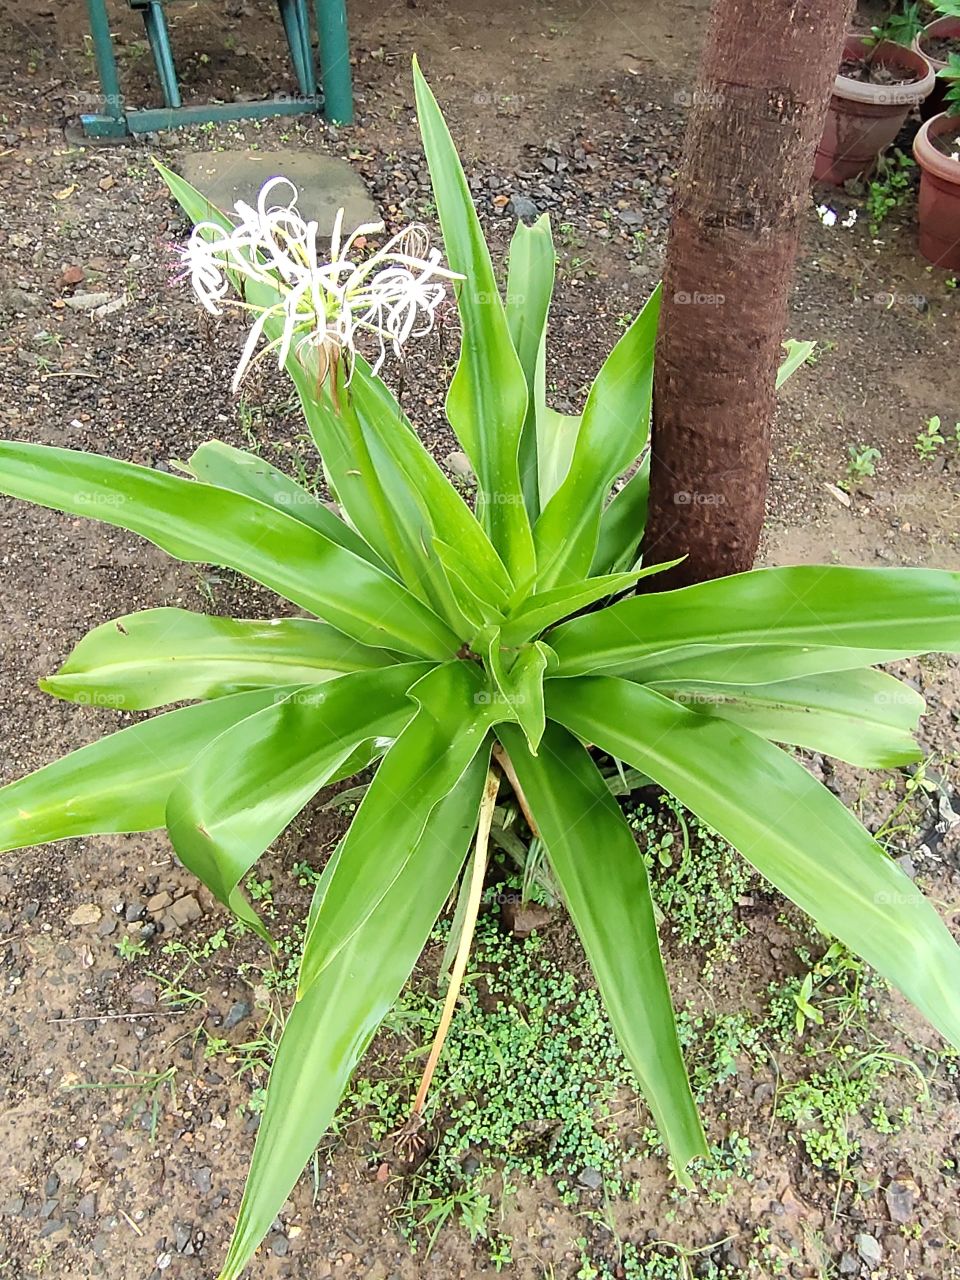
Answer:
[2,61,960,1277]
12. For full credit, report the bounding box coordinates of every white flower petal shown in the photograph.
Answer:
[231,306,276,393]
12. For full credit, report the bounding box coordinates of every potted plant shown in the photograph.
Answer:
[815,18,935,184]
[913,53,960,265]
[915,0,960,116]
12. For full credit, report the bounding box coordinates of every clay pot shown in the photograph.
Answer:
[914,17,960,119]
[814,35,935,185]
[913,111,960,270]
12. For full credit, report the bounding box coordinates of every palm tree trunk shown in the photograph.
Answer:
[642,0,856,586]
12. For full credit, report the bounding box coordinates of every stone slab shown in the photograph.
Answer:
[178,150,378,235]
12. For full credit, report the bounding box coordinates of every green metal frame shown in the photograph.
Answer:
[81,0,353,138]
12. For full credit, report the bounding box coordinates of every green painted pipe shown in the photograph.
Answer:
[314,0,354,123]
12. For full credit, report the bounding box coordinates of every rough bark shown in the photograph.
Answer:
[642,0,856,586]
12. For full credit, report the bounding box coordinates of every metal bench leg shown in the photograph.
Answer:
[278,0,315,99]
[294,0,318,98]
[84,0,129,135]
[314,0,353,123]
[141,0,182,109]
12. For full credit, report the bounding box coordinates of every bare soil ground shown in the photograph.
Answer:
[1,1,959,1278]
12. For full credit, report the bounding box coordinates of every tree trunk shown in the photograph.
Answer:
[641,0,856,587]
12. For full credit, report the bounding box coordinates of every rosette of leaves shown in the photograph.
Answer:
[1,62,960,1279]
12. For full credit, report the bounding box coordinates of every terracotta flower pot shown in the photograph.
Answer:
[814,35,935,185]
[914,17,960,119]
[913,111,960,269]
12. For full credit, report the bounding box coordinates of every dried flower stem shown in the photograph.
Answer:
[408,768,500,1120]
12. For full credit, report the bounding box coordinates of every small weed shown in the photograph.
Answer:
[236,396,267,448]
[629,794,754,973]
[65,1065,178,1143]
[777,1053,892,1174]
[585,1237,743,1280]
[916,415,945,461]
[865,149,915,235]
[845,443,881,483]
[914,415,960,462]
[115,932,149,961]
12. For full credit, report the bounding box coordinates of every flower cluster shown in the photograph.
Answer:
[180,177,462,391]
[816,203,858,229]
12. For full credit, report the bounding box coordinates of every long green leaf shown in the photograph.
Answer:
[537,405,581,509]
[550,566,960,678]
[487,639,548,753]
[348,360,513,622]
[548,676,960,1050]
[155,158,235,237]
[433,543,508,634]
[592,455,650,575]
[166,665,427,939]
[651,668,924,768]
[349,360,513,592]
[0,441,458,660]
[297,364,459,613]
[217,750,488,1280]
[505,215,556,517]
[500,559,681,647]
[603,643,907,687]
[498,721,706,1179]
[0,689,284,853]
[776,338,816,390]
[413,60,535,586]
[41,609,398,710]
[533,286,660,589]
[185,440,391,573]
[297,660,498,992]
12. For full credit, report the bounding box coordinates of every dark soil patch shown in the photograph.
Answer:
[922,34,960,63]
[839,55,923,85]
[932,121,960,158]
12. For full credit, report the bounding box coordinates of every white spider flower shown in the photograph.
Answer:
[816,204,838,228]
[816,204,858,230]
[179,177,462,392]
